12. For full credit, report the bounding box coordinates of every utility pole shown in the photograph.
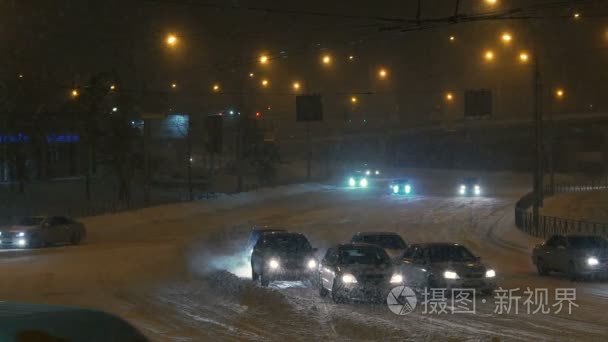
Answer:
[533,53,544,229]
[306,122,311,181]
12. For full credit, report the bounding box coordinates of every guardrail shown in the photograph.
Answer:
[515,177,608,239]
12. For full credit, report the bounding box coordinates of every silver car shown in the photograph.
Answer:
[0,216,86,249]
[532,234,608,280]
[399,243,497,294]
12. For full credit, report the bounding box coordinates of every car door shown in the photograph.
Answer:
[53,216,73,243]
[538,235,560,269]
[251,239,266,275]
[553,236,571,272]
[320,248,338,291]
[400,247,428,288]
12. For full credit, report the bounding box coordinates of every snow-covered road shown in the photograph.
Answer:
[1,172,607,341]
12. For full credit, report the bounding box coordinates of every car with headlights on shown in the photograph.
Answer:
[251,232,318,287]
[388,179,413,195]
[0,216,86,249]
[361,163,381,178]
[532,234,608,280]
[246,227,287,254]
[346,170,369,188]
[458,177,482,196]
[399,243,496,294]
[318,243,404,303]
[351,232,407,260]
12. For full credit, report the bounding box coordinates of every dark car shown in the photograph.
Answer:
[251,232,318,286]
[318,243,404,303]
[0,302,147,341]
[389,179,413,195]
[246,227,287,253]
[532,234,608,280]
[458,177,482,196]
[0,216,86,249]
[399,243,496,294]
[351,232,408,260]
[346,170,369,188]
[361,163,381,178]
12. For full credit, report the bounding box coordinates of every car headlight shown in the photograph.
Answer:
[390,274,404,284]
[348,177,356,187]
[17,239,26,247]
[392,185,399,193]
[474,185,481,195]
[360,178,368,187]
[17,232,25,237]
[587,257,599,266]
[342,273,358,284]
[365,170,371,175]
[444,270,460,279]
[485,269,496,278]
[375,170,380,175]
[404,184,411,194]
[307,259,317,269]
[459,185,466,195]
[268,259,280,269]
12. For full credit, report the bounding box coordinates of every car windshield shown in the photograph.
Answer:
[264,235,312,252]
[357,235,406,249]
[17,217,44,226]
[339,246,389,265]
[427,245,477,262]
[568,236,608,249]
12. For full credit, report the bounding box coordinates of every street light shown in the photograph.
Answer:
[350,96,358,104]
[449,35,455,42]
[165,34,178,47]
[110,84,116,91]
[484,50,495,62]
[322,54,331,65]
[485,0,498,5]
[70,89,79,98]
[378,68,388,79]
[555,88,565,99]
[445,92,454,102]
[171,83,177,89]
[261,79,269,87]
[212,84,220,92]
[519,51,530,63]
[249,72,255,78]
[574,13,581,19]
[501,32,513,44]
[259,54,269,65]
[292,81,301,91]
[348,55,355,60]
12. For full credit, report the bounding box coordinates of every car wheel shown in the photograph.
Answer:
[331,280,345,303]
[536,259,549,276]
[70,231,81,245]
[260,271,270,287]
[568,261,579,281]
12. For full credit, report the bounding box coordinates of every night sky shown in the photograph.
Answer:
[3,0,608,134]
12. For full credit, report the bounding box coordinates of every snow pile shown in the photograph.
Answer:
[542,190,608,222]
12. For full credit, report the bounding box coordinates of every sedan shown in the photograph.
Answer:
[532,234,608,280]
[399,243,496,294]
[346,171,369,188]
[318,243,404,303]
[458,177,482,196]
[388,179,413,195]
[0,216,86,249]
[351,232,407,260]
[251,232,318,287]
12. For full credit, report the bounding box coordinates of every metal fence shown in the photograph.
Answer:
[515,177,608,239]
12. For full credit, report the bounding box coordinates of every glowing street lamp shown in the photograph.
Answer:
[574,13,581,19]
[445,92,454,102]
[292,81,301,91]
[348,55,354,60]
[249,72,255,78]
[350,96,358,104]
[378,68,388,79]
[165,34,178,47]
[485,0,498,5]
[555,88,565,99]
[449,35,455,42]
[110,84,116,91]
[519,51,530,63]
[484,50,495,62]
[261,79,269,87]
[70,89,79,98]
[501,32,513,44]
[171,83,177,89]
[259,54,269,65]
[212,84,220,92]
[322,54,332,65]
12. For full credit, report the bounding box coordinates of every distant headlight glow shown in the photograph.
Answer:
[444,270,460,279]
[404,185,411,194]
[17,239,26,247]
[342,273,358,283]
[360,178,368,187]
[348,177,356,187]
[365,170,371,175]
[474,185,481,195]
[307,259,317,269]
[375,170,380,175]
[17,232,25,237]
[485,269,496,278]
[587,257,599,266]
[459,185,466,195]
[392,185,399,193]
[390,274,404,283]
[268,259,280,269]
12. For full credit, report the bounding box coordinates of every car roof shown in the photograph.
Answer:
[252,228,286,233]
[336,243,384,250]
[263,232,306,239]
[354,232,401,237]
[408,242,462,248]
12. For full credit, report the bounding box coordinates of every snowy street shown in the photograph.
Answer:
[1,171,607,341]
